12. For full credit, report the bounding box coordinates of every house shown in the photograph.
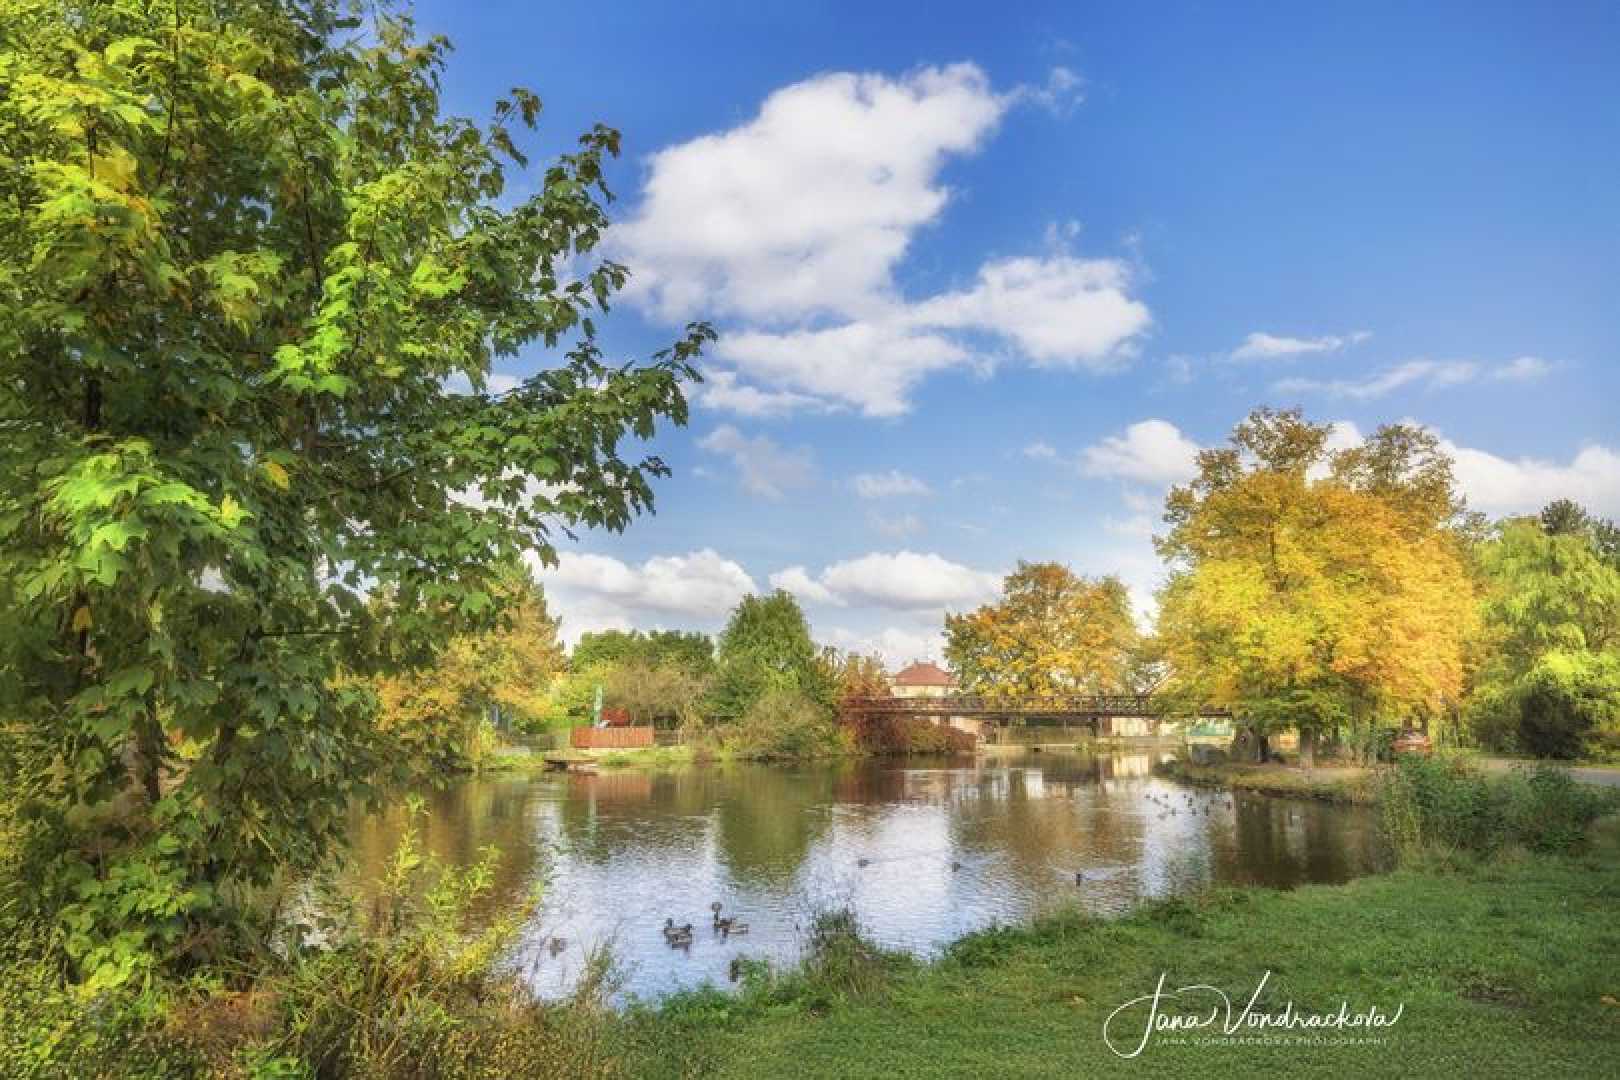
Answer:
[889,660,956,699]
[888,661,983,739]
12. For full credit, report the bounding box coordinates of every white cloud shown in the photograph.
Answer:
[1103,514,1155,539]
[1230,330,1370,361]
[1491,356,1554,381]
[1298,419,1618,517]
[853,469,931,499]
[618,63,1008,324]
[823,624,948,668]
[715,321,968,418]
[1080,419,1202,485]
[618,63,1150,417]
[691,370,831,418]
[1023,441,1059,461]
[768,565,841,606]
[867,511,924,538]
[1120,488,1160,514]
[534,548,757,628]
[1020,65,1085,116]
[906,254,1150,368]
[1276,357,1549,400]
[697,424,815,499]
[1442,440,1620,518]
[784,550,1001,611]
[1274,359,1479,400]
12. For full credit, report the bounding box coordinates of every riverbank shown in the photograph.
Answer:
[621,817,1620,1078]
[1156,757,1380,804]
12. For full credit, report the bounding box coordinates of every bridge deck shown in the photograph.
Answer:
[841,694,1229,719]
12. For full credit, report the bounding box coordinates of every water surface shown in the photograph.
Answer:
[347,749,1388,1000]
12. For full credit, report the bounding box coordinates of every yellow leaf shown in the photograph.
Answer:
[71,605,93,633]
[220,495,241,525]
[263,461,290,490]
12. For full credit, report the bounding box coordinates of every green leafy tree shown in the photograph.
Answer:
[1539,499,1620,569]
[1468,514,1620,758]
[0,0,709,983]
[572,628,715,676]
[710,591,832,722]
[600,660,712,729]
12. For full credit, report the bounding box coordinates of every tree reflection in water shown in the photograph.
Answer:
[346,750,1389,1001]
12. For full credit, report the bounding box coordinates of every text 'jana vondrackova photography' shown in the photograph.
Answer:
[2,2,1617,1077]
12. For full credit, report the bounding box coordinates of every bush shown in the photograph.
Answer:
[724,689,847,760]
[0,797,624,1080]
[848,714,976,756]
[712,907,912,1017]
[1379,755,1615,861]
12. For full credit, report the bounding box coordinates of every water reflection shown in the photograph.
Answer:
[347,750,1388,1001]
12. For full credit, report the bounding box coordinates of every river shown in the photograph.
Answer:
[346,748,1389,1002]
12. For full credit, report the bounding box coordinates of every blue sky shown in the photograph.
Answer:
[416,0,1620,662]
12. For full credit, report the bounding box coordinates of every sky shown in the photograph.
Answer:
[413,0,1620,664]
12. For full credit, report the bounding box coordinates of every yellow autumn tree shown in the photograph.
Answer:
[1155,409,1476,764]
[945,562,1138,697]
[373,566,564,771]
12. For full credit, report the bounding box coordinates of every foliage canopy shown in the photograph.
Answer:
[0,0,708,983]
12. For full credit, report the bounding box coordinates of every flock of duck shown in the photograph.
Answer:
[1143,788,1234,820]
[662,902,749,951]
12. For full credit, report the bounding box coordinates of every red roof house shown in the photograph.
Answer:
[890,661,956,689]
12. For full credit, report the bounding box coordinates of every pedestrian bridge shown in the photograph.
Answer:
[840,694,1230,720]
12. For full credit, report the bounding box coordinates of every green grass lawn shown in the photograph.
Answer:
[622,820,1620,1079]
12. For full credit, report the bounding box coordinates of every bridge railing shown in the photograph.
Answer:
[840,694,1229,718]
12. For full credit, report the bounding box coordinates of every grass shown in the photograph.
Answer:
[593,745,696,769]
[618,819,1620,1079]
[1158,758,1379,804]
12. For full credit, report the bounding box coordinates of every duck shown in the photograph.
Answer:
[724,921,749,937]
[548,936,566,956]
[857,857,872,868]
[950,860,962,872]
[662,918,694,945]
[728,956,745,982]
[715,915,734,933]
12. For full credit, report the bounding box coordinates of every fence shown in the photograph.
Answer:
[570,725,655,750]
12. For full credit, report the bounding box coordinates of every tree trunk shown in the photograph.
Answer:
[1230,724,1269,764]
[1299,726,1317,770]
[134,692,165,805]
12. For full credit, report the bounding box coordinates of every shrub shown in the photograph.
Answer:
[724,689,847,760]
[724,908,912,1016]
[1379,755,1615,861]
[849,714,976,756]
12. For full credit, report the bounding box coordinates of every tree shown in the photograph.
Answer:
[709,591,832,722]
[0,0,710,982]
[600,660,711,729]
[824,649,891,702]
[1468,515,1620,758]
[1539,499,1620,569]
[372,565,565,768]
[945,562,1137,697]
[1154,409,1477,765]
[572,628,715,676]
